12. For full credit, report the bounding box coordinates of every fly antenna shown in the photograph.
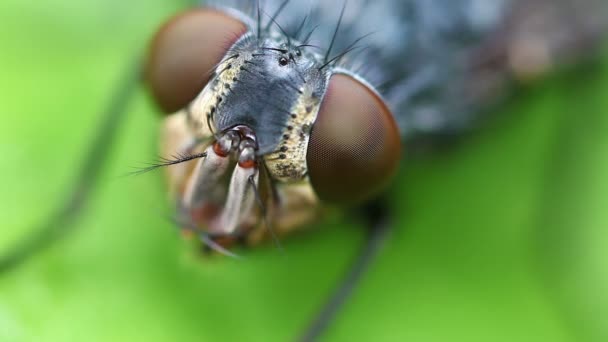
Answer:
[128,152,208,176]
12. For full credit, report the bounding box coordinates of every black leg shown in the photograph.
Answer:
[299,199,392,342]
[0,57,142,275]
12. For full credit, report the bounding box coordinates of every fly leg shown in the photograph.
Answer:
[0,58,141,275]
[299,198,392,342]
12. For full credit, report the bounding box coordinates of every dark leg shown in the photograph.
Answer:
[0,58,142,274]
[298,199,392,342]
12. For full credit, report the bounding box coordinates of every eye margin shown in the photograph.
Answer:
[306,73,402,205]
[144,8,248,114]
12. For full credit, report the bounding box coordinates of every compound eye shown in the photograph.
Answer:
[145,9,247,113]
[307,74,401,204]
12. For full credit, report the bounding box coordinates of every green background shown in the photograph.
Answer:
[1,1,607,341]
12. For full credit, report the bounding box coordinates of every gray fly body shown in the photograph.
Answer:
[208,0,607,140]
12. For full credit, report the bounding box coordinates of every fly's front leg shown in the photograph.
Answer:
[0,57,142,274]
[300,198,392,342]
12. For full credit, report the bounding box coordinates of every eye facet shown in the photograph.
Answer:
[145,9,247,113]
[307,74,401,205]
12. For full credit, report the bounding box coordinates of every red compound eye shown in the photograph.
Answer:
[145,8,247,113]
[307,74,401,204]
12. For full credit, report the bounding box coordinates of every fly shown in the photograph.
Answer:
[1,1,607,341]
[145,3,402,252]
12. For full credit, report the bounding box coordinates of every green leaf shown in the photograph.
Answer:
[0,1,607,341]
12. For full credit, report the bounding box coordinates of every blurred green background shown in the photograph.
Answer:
[1,1,607,341]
